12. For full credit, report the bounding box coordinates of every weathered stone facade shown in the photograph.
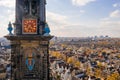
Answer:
[6,36,52,80]
[5,0,52,80]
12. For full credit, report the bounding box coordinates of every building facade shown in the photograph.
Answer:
[5,0,53,80]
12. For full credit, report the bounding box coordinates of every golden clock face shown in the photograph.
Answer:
[23,19,37,34]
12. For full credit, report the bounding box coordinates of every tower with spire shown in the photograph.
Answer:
[5,0,53,80]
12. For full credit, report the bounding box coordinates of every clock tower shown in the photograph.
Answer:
[5,0,53,80]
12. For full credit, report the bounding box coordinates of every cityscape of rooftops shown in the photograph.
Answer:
[0,0,120,80]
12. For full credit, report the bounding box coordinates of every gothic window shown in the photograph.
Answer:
[31,0,37,15]
[23,0,37,16]
[24,0,29,15]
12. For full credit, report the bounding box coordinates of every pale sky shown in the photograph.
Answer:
[0,0,120,37]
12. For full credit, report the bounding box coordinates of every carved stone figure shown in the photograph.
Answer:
[7,22,13,35]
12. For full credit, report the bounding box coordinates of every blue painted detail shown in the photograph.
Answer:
[43,23,50,36]
[7,22,13,35]
[26,59,35,71]
[25,52,35,71]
